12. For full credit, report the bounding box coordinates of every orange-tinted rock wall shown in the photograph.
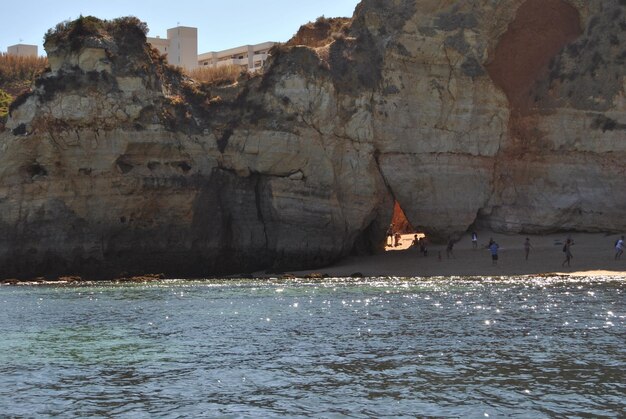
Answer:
[486,0,582,113]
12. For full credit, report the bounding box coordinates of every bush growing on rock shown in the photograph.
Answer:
[286,16,352,48]
[0,89,11,120]
[44,15,149,53]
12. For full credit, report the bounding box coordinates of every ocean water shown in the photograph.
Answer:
[0,276,624,418]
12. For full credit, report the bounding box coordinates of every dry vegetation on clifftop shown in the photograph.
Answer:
[286,16,352,48]
[0,53,48,95]
[0,53,48,124]
[186,65,244,86]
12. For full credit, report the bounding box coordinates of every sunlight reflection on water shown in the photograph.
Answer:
[0,276,624,417]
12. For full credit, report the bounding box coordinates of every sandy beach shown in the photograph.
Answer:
[295,231,626,278]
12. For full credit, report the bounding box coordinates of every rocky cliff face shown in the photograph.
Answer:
[0,2,624,278]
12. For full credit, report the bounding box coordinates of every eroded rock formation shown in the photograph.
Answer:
[0,1,624,278]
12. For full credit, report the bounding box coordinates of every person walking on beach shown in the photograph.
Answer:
[446,238,455,259]
[419,237,428,257]
[386,224,394,246]
[489,240,499,266]
[562,238,573,267]
[615,236,624,260]
[524,238,532,261]
[471,232,478,249]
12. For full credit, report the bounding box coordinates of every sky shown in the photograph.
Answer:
[0,0,360,56]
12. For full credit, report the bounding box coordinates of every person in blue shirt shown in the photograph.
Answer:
[615,236,624,260]
[489,240,499,266]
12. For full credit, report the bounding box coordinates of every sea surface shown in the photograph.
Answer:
[0,276,624,418]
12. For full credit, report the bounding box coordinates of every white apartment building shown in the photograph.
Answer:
[148,26,274,72]
[147,26,198,71]
[198,42,275,73]
[7,44,38,57]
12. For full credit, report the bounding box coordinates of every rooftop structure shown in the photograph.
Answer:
[7,44,38,57]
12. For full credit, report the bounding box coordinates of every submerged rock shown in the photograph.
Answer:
[0,1,624,279]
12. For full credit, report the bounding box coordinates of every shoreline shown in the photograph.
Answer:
[2,270,625,287]
[1,231,625,286]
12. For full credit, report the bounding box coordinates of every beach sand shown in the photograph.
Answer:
[294,231,626,278]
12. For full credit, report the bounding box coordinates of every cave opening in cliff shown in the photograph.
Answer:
[385,201,423,251]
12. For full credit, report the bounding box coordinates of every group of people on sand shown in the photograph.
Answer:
[411,234,428,256]
[386,224,402,247]
[559,235,624,265]
[405,230,625,268]
[484,234,571,268]
[480,233,624,268]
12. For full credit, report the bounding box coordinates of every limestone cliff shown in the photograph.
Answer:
[0,2,624,279]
